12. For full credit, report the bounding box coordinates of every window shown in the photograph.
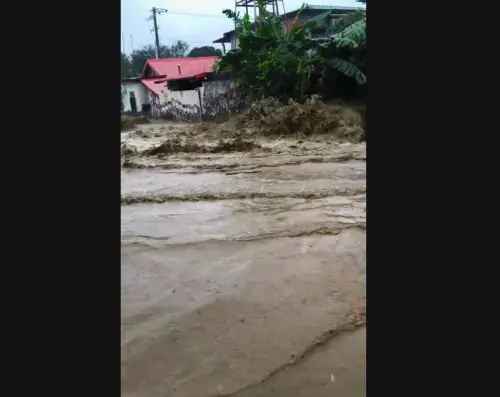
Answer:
[129,91,136,98]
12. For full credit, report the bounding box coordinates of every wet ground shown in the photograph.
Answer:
[121,123,366,397]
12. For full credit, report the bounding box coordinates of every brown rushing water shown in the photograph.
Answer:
[121,124,366,397]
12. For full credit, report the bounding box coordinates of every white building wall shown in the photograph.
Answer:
[168,88,202,107]
[154,86,203,108]
[121,81,150,112]
[151,86,205,120]
[157,88,170,104]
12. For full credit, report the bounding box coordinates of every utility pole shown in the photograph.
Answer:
[148,7,168,59]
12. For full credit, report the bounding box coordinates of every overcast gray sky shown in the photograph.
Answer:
[120,1,364,54]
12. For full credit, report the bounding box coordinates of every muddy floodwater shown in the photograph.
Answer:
[121,123,366,397]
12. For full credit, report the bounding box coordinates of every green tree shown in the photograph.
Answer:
[121,52,135,78]
[167,40,190,58]
[130,41,190,76]
[217,1,366,101]
[187,46,222,57]
[331,10,366,34]
[217,4,318,101]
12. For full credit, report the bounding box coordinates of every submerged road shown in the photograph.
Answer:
[121,125,366,397]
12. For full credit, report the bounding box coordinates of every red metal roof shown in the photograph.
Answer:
[139,57,219,94]
[140,77,168,95]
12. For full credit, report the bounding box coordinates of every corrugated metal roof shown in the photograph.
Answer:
[140,78,167,95]
[139,57,219,94]
[144,57,219,79]
[305,4,363,11]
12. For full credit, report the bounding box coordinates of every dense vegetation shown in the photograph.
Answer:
[216,1,366,102]
[187,46,223,58]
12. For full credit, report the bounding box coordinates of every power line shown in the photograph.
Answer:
[123,8,237,55]
[144,29,218,46]
[165,9,259,21]
[165,10,229,19]
[162,39,221,44]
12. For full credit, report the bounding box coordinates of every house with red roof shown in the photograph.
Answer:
[121,77,150,113]
[140,56,218,118]
[213,4,363,50]
[121,56,219,118]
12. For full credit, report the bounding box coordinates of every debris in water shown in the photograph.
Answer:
[233,96,365,141]
[121,143,137,157]
[142,136,260,156]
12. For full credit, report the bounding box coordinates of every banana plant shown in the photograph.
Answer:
[319,13,366,85]
[217,0,367,100]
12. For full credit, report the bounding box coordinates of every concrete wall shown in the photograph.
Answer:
[151,86,204,121]
[147,74,247,121]
[121,81,150,113]
[202,79,242,119]
[170,89,202,108]
[150,78,244,121]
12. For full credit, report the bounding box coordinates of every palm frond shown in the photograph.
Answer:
[331,17,366,48]
[326,58,366,84]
